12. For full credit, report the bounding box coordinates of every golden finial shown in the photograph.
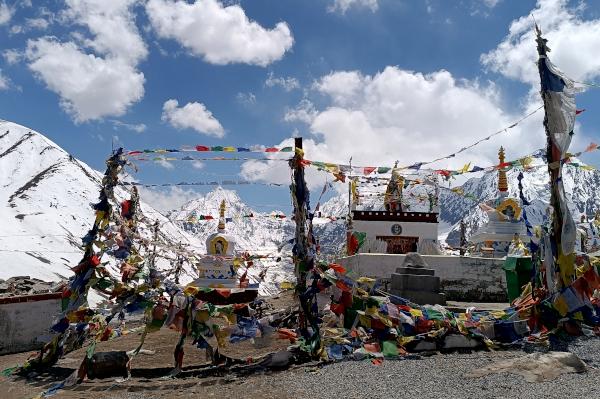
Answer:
[498,146,508,194]
[218,200,226,230]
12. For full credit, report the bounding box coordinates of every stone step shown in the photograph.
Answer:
[389,289,447,306]
[391,273,441,292]
[394,267,435,276]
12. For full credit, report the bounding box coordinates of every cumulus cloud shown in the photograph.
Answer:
[328,0,378,14]
[245,66,561,191]
[162,99,225,137]
[237,92,257,106]
[0,68,10,90]
[3,49,21,64]
[146,0,294,66]
[136,186,200,212]
[284,99,318,124]
[0,2,13,25]
[111,120,147,132]
[265,72,300,91]
[24,0,148,122]
[482,0,600,87]
[483,0,503,8]
[247,0,600,192]
[26,17,51,30]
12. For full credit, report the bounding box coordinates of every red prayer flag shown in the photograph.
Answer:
[298,159,311,167]
[328,263,346,274]
[435,170,451,176]
[364,167,376,175]
[336,280,352,292]
[196,145,210,151]
[333,173,346,183]
[205,216,214,220]
[265,148,279,152]
[576,109,585,115]
[330,303,345,315]
[583,268,600,290]
[100,326,112,341]
[584,143,598,153]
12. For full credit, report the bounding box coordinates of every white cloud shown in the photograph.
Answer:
[284,99,318,124]
[0,68,10,90]
[482,0,600,87]
[265,72,300,91]
[26,17,51,30]
[328,0,378,14]
[483,0,503,8]
[246,66,565,191]
[237,92,257,106]
[312,70,363,106]
[136,186,200,212]
[24,0,148,122]
[111,120,147,132]
[0,2,14,25]
[3,49,21,64]
[146,0,294,66]
[161,99,225,137]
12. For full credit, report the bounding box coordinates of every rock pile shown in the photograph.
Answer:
[0,276,65,297]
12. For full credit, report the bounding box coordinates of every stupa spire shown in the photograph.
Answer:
[498,146,509,197]
[218,199,226,231]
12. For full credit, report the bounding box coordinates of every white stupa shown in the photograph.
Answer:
[194,200,239,288]
[470,147,530,256]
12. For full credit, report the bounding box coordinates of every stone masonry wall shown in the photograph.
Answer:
[337,254,508,302]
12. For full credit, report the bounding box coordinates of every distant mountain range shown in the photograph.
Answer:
[3,119,598,293]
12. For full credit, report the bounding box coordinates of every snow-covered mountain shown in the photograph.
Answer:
[440,155,600,247]
[6,117,597,294]
[0,120,202,285]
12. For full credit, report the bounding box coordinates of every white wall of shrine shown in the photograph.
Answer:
[353,220,439,242]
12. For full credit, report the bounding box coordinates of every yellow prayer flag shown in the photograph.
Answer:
[451,187,464,196]
[489,310,506,319]
[519,157,533,167]
[223,147,236,151]
[324,163,340,174]
[377,313,393,327]
[459,162,471,173]
[365,306,378,316]
[184,285,200,296]
[358,314,371,329]
[409,309,423,318]
[553,295,569,317]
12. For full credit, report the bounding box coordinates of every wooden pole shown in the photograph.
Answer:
[290,137,321,356]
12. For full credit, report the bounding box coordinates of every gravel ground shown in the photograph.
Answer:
[270,337,600,399]
[3,335,599,398]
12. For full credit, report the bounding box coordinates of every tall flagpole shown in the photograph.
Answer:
[535,25,577,291]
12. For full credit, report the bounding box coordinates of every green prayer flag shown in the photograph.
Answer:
[377,167,391,174]
[211,146,224,151]
[87,342,97,359]
[351,295,366,311]
[312,161,326,170]
[464,193,478,202]
[381,340,399,357]
[281,147,293,152]
[424,308,444,321]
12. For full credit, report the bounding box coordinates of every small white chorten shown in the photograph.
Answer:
[194,200,239,288]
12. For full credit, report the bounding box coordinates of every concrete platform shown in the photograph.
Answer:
[389,289,446,306]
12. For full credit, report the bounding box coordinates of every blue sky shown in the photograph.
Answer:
[2,0,600,213]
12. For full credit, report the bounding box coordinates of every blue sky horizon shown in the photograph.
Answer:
[2,0,600,214]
